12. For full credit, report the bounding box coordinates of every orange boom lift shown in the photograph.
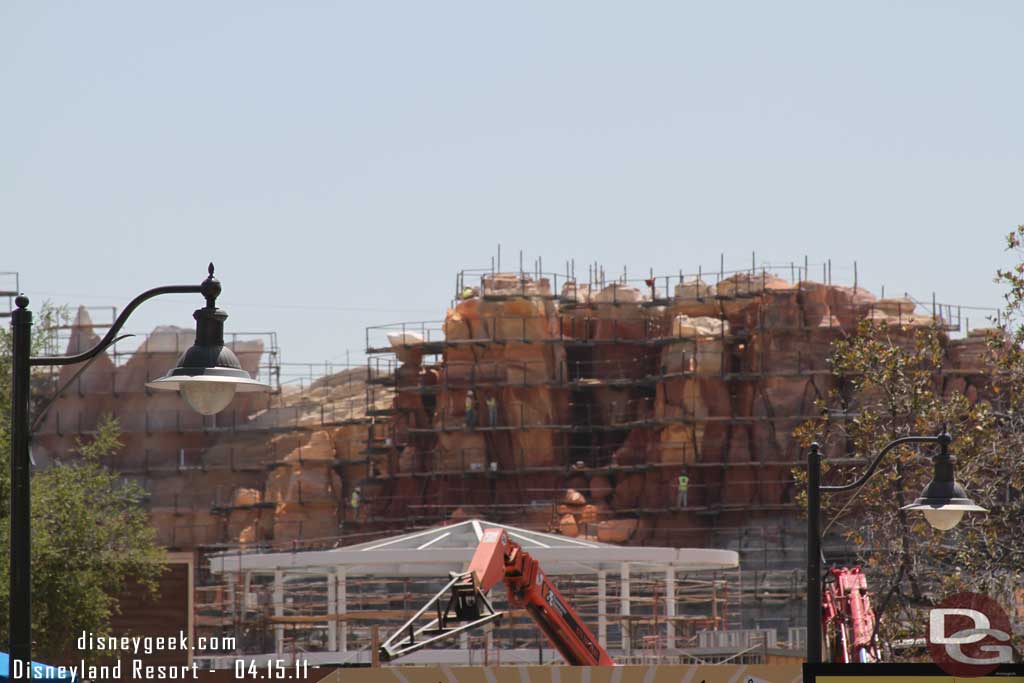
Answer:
[380,527,614,665]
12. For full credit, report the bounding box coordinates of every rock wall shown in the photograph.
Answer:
[35,273,996,557]
[371,272,995,550]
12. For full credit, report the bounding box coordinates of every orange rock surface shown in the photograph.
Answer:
[35,272,997,553]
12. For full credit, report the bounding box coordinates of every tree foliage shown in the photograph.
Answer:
[0,306,165,661]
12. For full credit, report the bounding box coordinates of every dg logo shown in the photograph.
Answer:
[928,592,1013,676]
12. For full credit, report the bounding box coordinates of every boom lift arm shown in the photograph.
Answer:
[380,528,614,665]
[822,566,879,663]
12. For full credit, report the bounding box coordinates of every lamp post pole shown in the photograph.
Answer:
[806,442,822,663]
[10,297,33,671]
[805,429,984,663]
[8,265,269,673]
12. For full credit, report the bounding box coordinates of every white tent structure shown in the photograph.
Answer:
[205,520,739,666]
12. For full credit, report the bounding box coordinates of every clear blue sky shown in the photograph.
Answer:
[2,2,1021,376]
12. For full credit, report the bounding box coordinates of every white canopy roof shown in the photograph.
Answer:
[208,519,738,577]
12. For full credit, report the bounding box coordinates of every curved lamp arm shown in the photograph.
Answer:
[29,284,201,367]
[820,433,946,493]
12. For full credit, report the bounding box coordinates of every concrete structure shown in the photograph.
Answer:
[205,519,739,666]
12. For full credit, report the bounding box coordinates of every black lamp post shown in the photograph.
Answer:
[8,264,268,673]
[805,428,986,663]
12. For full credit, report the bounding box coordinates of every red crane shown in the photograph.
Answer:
[821,566,879,663]
[380,527,615,665]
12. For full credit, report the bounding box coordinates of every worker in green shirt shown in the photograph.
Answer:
[350,486,362,521]
[676,471,689,508]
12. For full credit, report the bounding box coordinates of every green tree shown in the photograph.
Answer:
[0,306,165,661]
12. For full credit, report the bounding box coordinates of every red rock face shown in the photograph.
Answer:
[35,276,998,552]
[365,274,996,548]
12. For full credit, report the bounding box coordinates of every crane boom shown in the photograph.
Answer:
[822,566,879,663]
[380,527,614,666]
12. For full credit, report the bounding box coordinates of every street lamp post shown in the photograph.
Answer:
[8,264,269,673]
[806,428,987,663]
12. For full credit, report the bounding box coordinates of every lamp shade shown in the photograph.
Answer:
[146,344,270,414]
[146,264,270,414]
[901,479,986,531]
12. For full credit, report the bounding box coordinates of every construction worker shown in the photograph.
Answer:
[350,486,362,521]
[676,470,689,508]
[485,395,498,427]
[462,286,475,300]
[465,390,477,429]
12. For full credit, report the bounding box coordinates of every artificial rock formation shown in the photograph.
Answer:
[369,271,996,550]
[36,270,997,556]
